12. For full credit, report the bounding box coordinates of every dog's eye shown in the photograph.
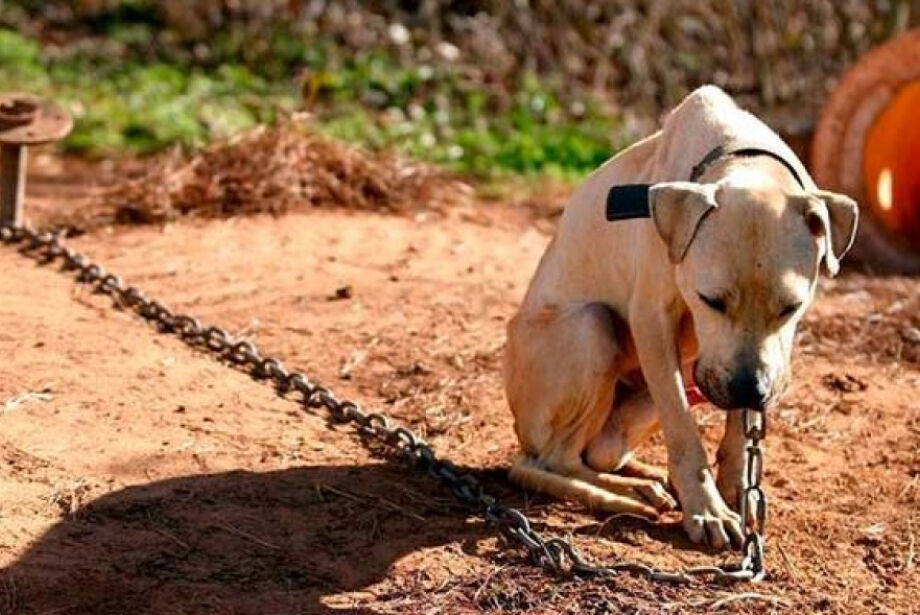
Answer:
[698,293,727,313]
[778,302,802,319]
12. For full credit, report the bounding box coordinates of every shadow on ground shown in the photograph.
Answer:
[0,462,510,615]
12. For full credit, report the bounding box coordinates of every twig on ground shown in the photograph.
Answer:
[898,475,917,500]
[777,540,802,584]
[3,389,53,412]
[318,483,426,522]
[390,483,453,511]
[215,522,280,550]
[151,526,191,550]
[471,565,508,603]
[709,592,791,609]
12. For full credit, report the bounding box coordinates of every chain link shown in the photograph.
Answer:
[1,224,767,584]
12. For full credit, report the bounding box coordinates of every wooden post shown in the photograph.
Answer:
[0,143,26,227]
[0,93,73,226]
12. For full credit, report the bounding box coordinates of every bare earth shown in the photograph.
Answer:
[0,165,919,614]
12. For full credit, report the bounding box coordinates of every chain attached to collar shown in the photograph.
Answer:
[1,224,768,584]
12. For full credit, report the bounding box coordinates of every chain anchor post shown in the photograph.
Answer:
[0,93,72,227]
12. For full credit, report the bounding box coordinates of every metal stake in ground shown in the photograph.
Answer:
[0,93,73,227]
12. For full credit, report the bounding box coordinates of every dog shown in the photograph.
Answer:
[504,85,858,549]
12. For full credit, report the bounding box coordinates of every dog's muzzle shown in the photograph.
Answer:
[693,361,775,412]
[726,366,771,411]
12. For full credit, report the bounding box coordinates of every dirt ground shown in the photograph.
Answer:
[1,159,919,614]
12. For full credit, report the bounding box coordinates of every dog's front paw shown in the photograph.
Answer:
[675,467,744,550]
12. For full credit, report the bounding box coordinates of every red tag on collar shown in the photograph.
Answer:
[686,386,707,407]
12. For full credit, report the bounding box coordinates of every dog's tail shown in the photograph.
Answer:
[508,455,658,518]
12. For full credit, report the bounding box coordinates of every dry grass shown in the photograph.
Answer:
[86,117,472,229]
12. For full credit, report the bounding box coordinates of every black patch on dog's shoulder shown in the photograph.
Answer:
[605,184,652,221]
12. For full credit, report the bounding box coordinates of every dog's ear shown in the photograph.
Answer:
[803,190,859,276]
[648,182,718,263]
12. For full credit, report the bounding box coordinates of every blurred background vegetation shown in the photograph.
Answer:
[0,0,917,180]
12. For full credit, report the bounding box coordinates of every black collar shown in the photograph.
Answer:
[689,144,806,187]
[605,144,805,221]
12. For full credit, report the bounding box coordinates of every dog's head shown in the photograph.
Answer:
[649,178,858,410]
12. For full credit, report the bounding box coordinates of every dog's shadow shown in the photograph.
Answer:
[1,456,720,615]
[0,462,517,615]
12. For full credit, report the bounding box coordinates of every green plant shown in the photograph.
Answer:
[0,23,629,179]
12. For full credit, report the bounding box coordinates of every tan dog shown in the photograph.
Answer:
[504,86,858,549]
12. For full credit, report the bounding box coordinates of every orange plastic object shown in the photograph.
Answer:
[862,81,920,244]
[812,29,920,272]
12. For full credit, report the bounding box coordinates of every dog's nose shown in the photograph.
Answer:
[727,367,770,410]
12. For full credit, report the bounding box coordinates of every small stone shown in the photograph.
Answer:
[388,23,410,46]
[436,41,460,61]
[901,327,920,344]
[327,285,353,301]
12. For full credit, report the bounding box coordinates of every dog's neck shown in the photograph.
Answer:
[702,154,805,194]
[651,87,816,191]
[691,144,806,189]
[605,144,807,223]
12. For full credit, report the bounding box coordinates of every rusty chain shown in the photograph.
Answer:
[0,224,767,584]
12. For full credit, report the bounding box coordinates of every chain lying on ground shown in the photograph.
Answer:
[0,224,766,583]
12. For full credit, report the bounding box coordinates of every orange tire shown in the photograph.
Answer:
[812,29,920,273]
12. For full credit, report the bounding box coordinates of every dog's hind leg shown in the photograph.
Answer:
[505,302,674,515]
[562,459,676,513]
[509,456,663,518]
[584,387,669,485]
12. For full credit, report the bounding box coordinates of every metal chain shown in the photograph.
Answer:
[0,224,766,583]
[739,408,767,581]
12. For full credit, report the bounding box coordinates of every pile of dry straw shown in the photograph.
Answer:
[101,117,472,226]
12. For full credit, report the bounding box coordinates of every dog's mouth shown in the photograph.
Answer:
[689,361,734,409]
[691,361,786,411]
[685,370,708,407]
